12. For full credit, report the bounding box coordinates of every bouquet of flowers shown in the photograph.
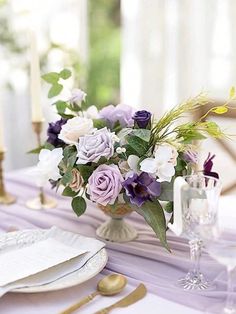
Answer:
[34,69,230,248]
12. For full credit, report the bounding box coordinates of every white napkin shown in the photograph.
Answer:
[0,226,105,290]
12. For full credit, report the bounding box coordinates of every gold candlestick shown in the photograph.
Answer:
[26,121,57,210]
[0,151,17,205]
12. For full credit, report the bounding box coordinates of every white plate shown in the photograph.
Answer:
[0,228,108,293]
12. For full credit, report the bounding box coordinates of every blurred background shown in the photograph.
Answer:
[0,0,236,194]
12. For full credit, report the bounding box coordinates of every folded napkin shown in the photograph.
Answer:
[0,226,105,291]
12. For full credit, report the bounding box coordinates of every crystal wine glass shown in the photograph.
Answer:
[178,174,222,290]
[200,224,236,313]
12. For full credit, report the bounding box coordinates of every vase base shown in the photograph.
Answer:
[96,218,137,243]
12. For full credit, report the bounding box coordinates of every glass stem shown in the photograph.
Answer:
[225,267,235,312]
[189,239,202,275]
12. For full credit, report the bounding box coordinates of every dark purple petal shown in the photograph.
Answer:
[47,119,66,147]
[123,172,159,207]
[137,172,153,185]
[203,153,219,179]
[146,181,161,197]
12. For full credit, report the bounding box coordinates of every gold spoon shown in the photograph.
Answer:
[60,274,127,314]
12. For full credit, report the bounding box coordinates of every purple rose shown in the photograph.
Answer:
[87,164,124,206]
[132,110,151,128]
[47,118,66,147]
[123,172,161,207]
[76,128,114,164]
[203,153,219,179]
[99,104,134,128]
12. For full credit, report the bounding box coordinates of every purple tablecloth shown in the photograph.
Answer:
[0,169,232,312]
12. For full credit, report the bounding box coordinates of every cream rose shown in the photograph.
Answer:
[69,168,84,192]
[58,117,94,145]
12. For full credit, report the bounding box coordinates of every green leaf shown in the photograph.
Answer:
[131,129,151,142]
[27,145,45,154]
[62,186,78,197]
[54,100,67,114]
[71,196,86,217]
[135,200,170,251]
[93,119,107,129]
[48,83,63,98]
[63,145,77,160]
[126,135,149,156]
[44,142,55,150]
[77,164,94,183]
[59,69,72,80]
[67,152,78,167]
[58,113,75,119]
[60,167,73,186]
[42,72,59,84]
[159,181,173,201]
[164,201,173,213]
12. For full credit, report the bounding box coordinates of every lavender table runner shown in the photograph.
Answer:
[0,170,233,312]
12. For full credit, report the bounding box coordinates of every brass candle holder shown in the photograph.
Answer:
[0,151,17,205]
[26,121,57,210]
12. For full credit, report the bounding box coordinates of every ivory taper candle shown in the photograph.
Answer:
[30,29,44,122]
[0,99,5,152]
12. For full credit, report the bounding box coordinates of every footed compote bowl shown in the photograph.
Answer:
[96,203,138,243]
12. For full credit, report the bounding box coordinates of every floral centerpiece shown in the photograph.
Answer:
[33,69,231,248]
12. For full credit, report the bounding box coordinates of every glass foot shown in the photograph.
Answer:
[205,303,236,314]
[178,271,210,290]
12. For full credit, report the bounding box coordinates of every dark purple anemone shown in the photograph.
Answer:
[203,153,219,179]
[122,172,161,207]
[47,118,66,147]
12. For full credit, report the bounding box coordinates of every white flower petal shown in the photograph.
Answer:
[127,155,140,172]
[140,158,158,174]
[35,148,63,187]
[157,163,175,182]
[154,145,172,162]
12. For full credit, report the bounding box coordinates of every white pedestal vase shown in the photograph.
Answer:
[96,203,138,243]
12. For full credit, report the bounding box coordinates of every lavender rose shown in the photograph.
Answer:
[87,164,124,206]
[99,104,134,128]
[123,172,161,207]
[76,128,114,164]
[47,118,66,147]
[132,110,151,128]
[69,89,87,104]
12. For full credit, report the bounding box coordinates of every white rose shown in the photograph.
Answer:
[33,148,63,187]
[58,117,94,145]
[69,168,84,192]
[83,105,99,119]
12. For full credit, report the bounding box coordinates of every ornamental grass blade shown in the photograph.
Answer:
[135,200,170,251]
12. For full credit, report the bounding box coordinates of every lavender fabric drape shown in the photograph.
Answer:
[0,170,233,312]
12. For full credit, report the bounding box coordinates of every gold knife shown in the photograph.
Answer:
[94,283,147,314]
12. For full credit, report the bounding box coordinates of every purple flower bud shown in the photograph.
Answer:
[132,110,152,128]
[47,119,66,147]
[183,150,198,164]
[122,172,161,207]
